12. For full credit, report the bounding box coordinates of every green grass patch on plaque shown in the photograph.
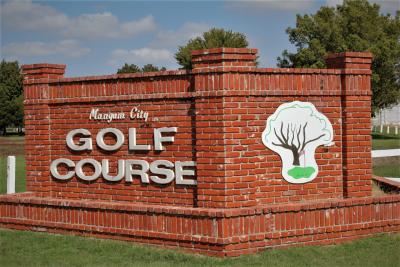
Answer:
[288,166,315,179]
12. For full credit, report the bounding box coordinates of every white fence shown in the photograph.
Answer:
[372,125,399,135]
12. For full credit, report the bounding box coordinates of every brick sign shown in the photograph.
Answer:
[0,48,399,257]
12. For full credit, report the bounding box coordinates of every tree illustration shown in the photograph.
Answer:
[262,101,334,183]
[272,121,326,166]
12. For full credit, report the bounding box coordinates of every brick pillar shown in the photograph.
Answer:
[21,64,65,196]
[192,48,258,208]
[191,47,257,69]
[326,52,373,198]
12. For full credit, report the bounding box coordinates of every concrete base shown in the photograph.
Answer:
[1,193,399,257]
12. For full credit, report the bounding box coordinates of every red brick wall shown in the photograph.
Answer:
[48,100,196,205]
[21,49,373,208]
[0,48,396,257]
[1,193,399,257]
[223,96,343,206]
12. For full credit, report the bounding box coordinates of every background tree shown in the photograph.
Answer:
[0,60,23,135]
[117,63,166,74]
[141,64,166,72]
[175,28,249,69]
[117,63,141,74]
[277,0,400,114]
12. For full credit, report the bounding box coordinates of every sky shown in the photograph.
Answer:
[1,0,399,77]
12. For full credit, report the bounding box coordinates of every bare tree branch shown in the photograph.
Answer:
[273,127,287,147]
[280,122,288,143]
[269,109,329,167]
[301,133,326,151]
[302,122,308,150]
[272,142,290,149]
[290,124,296,147]
[296,125,302,150]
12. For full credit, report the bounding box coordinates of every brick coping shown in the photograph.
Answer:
[373,176,400,189]
[1,193,399,218]
[24,68,361,85]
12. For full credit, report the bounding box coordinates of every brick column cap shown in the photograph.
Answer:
[325,52,373,70]
[325,51,373,59]
[191,47,258,69]
[21,63,66,84]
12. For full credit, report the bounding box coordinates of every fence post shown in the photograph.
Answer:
[7,156,15,194]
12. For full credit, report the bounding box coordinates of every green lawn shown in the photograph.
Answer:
[0,229,398,267]
[373,164,400,178]
[372,132,400,150]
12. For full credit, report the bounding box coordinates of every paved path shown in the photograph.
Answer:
[372,149,400,158]
[386,177,400,183]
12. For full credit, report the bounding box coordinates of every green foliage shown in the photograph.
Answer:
[0,60,22,98]
[142,64,166,72]
[117,63,141,74]
[175,28,249,69]
[0,60,23,135]
[117,63,166,74]
[278,0,400,114]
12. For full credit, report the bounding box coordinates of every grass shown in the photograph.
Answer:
[373,164,400,178]
[372,132,400,150]
[0,229,398,267]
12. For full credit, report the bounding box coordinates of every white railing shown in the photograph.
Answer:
[372,125,399,135]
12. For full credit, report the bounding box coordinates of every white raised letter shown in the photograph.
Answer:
[50,158,75,180]
[102,159,125,182]
[150,160,174,184]
[125,160,150,183]
[76,159,101,181]
[154,127,177,151]
[129,128,151,151]
[96,128,124,151]
[89,108,99,120]
[175,161,197,185]
[66,129,92,151]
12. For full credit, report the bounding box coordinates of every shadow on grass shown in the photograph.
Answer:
[371,133,400,140]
